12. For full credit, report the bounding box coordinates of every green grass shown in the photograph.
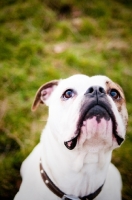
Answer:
[0,0,132,199]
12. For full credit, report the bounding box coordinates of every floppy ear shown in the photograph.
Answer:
[31,80,59,111]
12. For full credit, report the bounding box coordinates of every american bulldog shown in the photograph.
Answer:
[14,74,128,200]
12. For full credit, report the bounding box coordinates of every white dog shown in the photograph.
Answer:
[14,74,128,200]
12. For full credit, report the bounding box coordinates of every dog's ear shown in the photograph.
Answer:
[31,80,59,111]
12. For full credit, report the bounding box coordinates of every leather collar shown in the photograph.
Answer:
[40,159,104,200]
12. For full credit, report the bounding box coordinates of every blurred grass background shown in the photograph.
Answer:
[0,0,132,199]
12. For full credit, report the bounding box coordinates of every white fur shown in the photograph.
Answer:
[14,74,128,200]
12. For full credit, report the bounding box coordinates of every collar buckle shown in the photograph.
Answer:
[62,194,81,200]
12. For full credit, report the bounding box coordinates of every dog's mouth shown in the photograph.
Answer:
[64,103,124,150]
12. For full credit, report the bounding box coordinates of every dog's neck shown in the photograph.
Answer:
[40,125,112,197]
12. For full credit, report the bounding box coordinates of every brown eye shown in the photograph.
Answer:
[62,89,75,100]
[109,89,120,100]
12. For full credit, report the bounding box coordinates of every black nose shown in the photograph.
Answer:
[85,86,106,97]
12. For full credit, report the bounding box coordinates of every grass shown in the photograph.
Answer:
[0,0,132,199]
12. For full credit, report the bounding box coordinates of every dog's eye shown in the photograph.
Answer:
[62,89,75,100]
[109,89,120,100]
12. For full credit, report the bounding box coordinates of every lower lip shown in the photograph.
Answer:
[80,116,113,140]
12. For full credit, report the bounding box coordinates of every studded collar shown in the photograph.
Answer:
[40,159,104,200]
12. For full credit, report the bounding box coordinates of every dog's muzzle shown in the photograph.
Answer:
[64,86,124,150]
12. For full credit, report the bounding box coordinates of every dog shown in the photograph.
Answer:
[14,74,128,200]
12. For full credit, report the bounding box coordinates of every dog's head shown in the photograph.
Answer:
[32,74,128,153]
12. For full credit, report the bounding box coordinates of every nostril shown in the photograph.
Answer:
[87,87,94,93]
[98,87,105,94]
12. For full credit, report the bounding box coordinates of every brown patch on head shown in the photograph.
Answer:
[117,106,122,112]
[105,80,125,102]
[105,79,128,127]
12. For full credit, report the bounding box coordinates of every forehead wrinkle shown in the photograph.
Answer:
[57,75,112,96]
[57,75,90,93]
[88,75,109,89]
